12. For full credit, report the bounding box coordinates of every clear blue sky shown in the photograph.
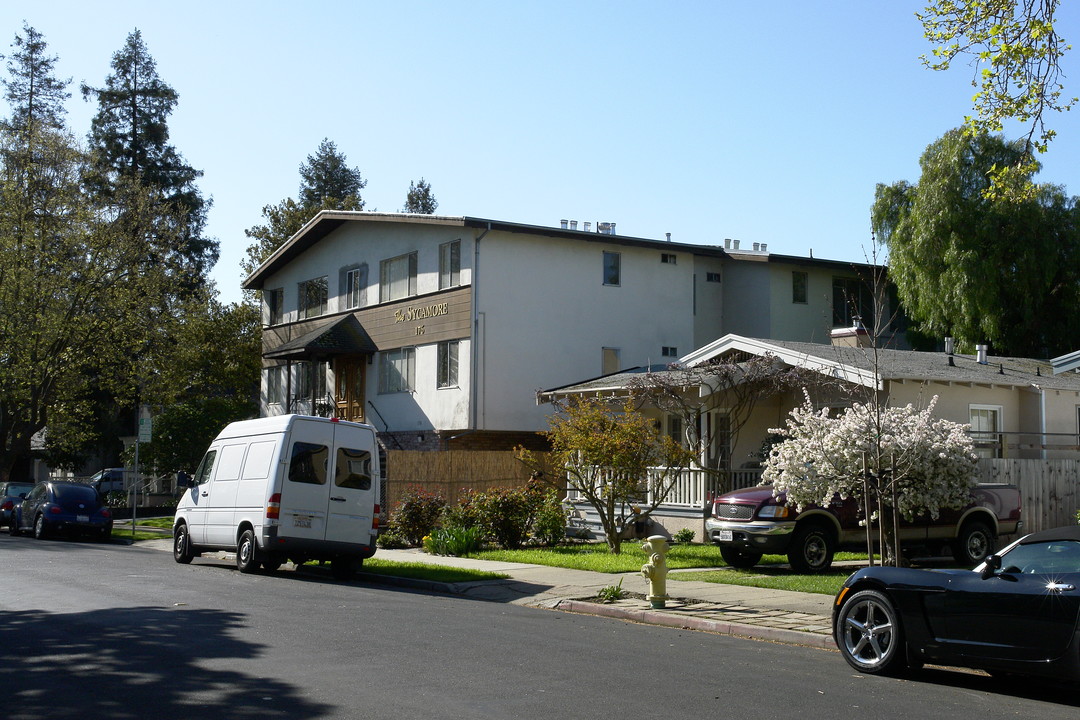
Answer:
[5,1,1080,305]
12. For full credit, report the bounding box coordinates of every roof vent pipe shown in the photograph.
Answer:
[724,238,731,249]
[732,239,740,250]
[945,337,954,355]
[760,243,767,252]
[977,344,988,364]
[753,242,760,251]
[584,221,591,232]
[665,232,671,242]
[569,220,578,230]
[560,219,568,229]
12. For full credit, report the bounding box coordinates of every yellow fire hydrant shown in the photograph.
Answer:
[641,535,670,609]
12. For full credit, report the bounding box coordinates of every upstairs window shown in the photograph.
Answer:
[832,276,873,328]
[266,288,284,325]
[661,346,678,358]
[661,253,677,264]
[603,251,621,286]
[344,266,366,310]
[380,252,417,302]
[706,272,721,283]
[792,271,808,304]
[298,277,328,319]
[440,240,461,289]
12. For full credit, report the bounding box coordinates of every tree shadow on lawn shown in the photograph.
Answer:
[0,606,333,720]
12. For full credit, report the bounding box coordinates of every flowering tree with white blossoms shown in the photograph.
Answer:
[763,391,979,566]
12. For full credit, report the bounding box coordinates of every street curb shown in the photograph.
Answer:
[553,599,838,650]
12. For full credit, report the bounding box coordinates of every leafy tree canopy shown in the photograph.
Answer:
[872,127,1080,357]
[919,0,1076,198]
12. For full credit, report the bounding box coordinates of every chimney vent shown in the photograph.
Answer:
[753,242,760,251]
[560,219,568,229]
[760,243,767,252]
[724,238,731,249]
[976,344,988,364]
[569,220,578,230]
[944,337,954,355]
[732,239,740,250]
[584,221,591,232]
[665,232,671,242]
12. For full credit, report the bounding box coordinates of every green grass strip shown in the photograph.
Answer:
[359,558,509,584]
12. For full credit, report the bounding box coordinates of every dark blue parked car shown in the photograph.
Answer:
[10,481,112,541]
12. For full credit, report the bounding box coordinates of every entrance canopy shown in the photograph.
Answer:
[264,314,378,361]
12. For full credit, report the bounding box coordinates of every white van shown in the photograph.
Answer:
[173,414,380,580]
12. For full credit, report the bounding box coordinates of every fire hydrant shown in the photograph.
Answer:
[640,535,670,609]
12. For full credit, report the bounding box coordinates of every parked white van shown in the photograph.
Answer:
[173,414,380,580]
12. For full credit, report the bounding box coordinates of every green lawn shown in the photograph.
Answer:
[674,566,854,595]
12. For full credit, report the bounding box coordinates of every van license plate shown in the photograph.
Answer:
[293,516,312,529]
[718,530,733,542]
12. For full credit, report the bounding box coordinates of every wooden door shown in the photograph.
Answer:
[334,358,366,422]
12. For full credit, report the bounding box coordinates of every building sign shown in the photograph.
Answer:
[394,302,449,324]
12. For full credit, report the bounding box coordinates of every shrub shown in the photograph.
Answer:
[390,488,447,546]
[531,489,567,546]
[376,525,408,549]
[673,527,696,544]
[470,486,537,550]
[424,526,484,557]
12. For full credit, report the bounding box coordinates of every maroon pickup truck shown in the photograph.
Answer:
[705,484,1022,573]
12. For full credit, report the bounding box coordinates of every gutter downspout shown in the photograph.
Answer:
[1031,383,1046,460]
[470,225,491,431]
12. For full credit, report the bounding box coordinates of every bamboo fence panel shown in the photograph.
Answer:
[385,450,555,510]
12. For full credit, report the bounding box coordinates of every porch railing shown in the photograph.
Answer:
[564,466,765,509]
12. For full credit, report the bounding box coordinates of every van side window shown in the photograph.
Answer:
[335,448,372,490]
[289,442,328,485]
[194,450,217,485]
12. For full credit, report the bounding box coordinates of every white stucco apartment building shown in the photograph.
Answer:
[242,212,897,450]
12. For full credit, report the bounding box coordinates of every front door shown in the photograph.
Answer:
[334,358,366,422]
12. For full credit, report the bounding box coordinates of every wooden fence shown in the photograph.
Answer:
[385,450,553,510]
[975,459,1080,534]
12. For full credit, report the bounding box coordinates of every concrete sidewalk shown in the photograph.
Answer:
[132,528,837,650]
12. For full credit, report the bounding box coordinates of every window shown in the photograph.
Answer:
[296,361,328,402]
[438,340,459,388]
[344,267,365,309]
[603,251,621,286]
[298,277,328,319]
[266,288,283,325]
[832,276,873,328]
[666,415,684,446]
[379,348,415,393]
[336,447,372,490]
[602,347,620,375]
[288,442,328,485]
[662,346,678,358]
[706,272,721,283]
[267,366,285,405]
[380,252,417,302]
[661,253,677,264]
[970,405,1003,458]
[792,271,808,304]
[440,240,461,289]
[193,450,217,486]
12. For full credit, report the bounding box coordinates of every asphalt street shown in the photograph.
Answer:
[1,534,1077,719]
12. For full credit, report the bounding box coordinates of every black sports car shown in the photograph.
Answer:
[833,525,1080,682]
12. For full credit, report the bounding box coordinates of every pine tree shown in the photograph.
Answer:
[82,29,217,282]
[402,177,438,214]
[2,24,70,137]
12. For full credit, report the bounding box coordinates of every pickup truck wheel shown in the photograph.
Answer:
[952,521,994,566]
[720,546,763,569]
[835,589,907,676]
[788,523,835,573]
[236,529,259,574]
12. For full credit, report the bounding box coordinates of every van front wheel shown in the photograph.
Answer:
[236,529,259,574]
[173,524,194,564]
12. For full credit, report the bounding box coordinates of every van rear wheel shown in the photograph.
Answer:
[236,529,259,574]
[331,557,357,581]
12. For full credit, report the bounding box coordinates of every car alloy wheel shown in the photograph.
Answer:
[836,589,907,675]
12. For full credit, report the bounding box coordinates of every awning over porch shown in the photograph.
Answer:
[264,313,378,361]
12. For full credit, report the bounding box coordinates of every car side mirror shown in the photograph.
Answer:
[176,471,194,489]
[980,554,1002,580]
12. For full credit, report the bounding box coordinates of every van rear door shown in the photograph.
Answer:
[324,423,377,546]
[279,420,335,542]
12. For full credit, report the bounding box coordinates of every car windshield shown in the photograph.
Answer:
[52,484,99,504]
[1000,539,1080,575]
[4,483,34,496]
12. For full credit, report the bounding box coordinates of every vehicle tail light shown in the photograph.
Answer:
[372,503,380,530]
[267,493,281,519]
[100,508,112,518]
[49,505,62,514]
[0,500,11,511]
